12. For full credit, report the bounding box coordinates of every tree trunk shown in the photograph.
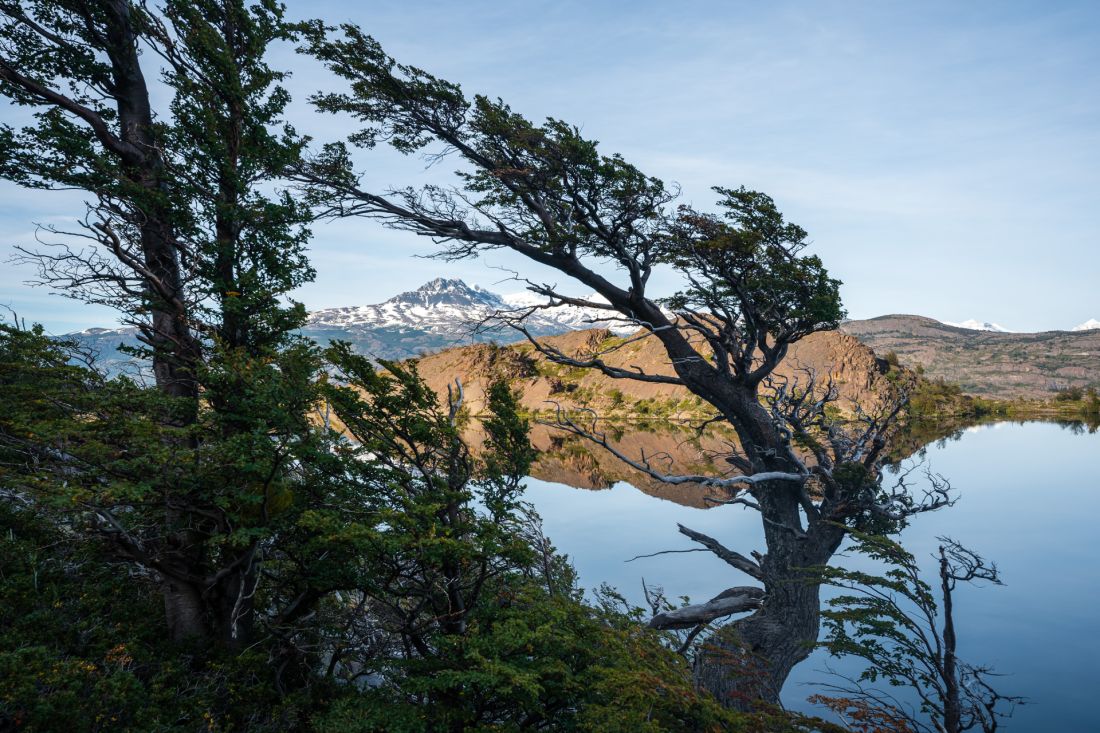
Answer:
[691,476,847,709]
[103,2,205,639]
[104,1,200,408]
[163,577,209,641]
[694,579,822,706]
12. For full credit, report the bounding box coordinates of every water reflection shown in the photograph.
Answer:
[523,421,738,508]
[510,418,1099,731]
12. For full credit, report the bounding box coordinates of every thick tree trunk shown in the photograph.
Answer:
[692,507,846,708]
[163,577,209,641]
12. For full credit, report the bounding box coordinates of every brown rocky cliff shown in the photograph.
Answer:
[412,327,906,418]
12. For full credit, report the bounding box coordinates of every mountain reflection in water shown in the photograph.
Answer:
[524,421,736,508]
[491,415,1100,509]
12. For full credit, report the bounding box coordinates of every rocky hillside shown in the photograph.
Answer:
[841,315,1100,399]
[413,326,907,420]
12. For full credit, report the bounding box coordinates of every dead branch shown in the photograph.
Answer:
[677,524,763,580]
[649,586,765,630]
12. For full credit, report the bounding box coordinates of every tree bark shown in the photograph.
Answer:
[101,0,199,408]
[163,577,208,641]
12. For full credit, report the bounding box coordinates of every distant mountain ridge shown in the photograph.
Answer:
[66,280,1100,399]
[840,314,1100,398]
[68,278,634,372]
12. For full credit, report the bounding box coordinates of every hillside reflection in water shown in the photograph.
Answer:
[514,418,1099,731]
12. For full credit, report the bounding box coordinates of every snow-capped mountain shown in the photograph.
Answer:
[1071,319,1100,332]
[940,319,1011,333]
[308,278,503,333]
[66,278,640,370]
[308,278,633,338]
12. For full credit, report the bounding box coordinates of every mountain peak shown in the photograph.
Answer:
[388,278,501,308]
[420,277,477,293]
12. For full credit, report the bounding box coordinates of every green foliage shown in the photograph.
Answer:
[0,0,336,656]
[664,187,845,344]
[158,0,315,348]
[816,533,937,680]
[0,499,323,732]
[907,377,969,417]
[317,586,752,733]
[1,326,786,730]
[1054,385,1084,402]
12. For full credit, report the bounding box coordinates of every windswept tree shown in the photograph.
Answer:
[301,345,824,732]
[294,24,953,707]
[0,0,325,652]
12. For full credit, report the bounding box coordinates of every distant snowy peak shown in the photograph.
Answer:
[77,326,133,336]
[388,278,501,308]
[1071,319,1100,332]
[307,278,637,336]
[941,319,1011,333]
[500,290,627,331]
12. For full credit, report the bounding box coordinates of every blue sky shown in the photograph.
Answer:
[2,0,1098,332]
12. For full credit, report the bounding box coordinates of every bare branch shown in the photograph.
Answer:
[676,524,763,580]
[649,586,765,630]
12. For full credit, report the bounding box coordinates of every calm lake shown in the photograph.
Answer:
[521,420,1100,731]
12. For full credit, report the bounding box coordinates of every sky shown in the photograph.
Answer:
[2,0,1098,333]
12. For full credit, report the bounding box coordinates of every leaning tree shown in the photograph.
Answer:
[0,0,331,657]
[292,23,955,707]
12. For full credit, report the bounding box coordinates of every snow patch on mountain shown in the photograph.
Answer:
[1071,319,1100,332]
[941,319,1011,333]
[500,290,631,332]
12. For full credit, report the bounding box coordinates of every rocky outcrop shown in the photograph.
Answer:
[413,327,908,419]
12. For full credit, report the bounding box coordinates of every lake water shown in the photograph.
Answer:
[521,420,1100,731]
